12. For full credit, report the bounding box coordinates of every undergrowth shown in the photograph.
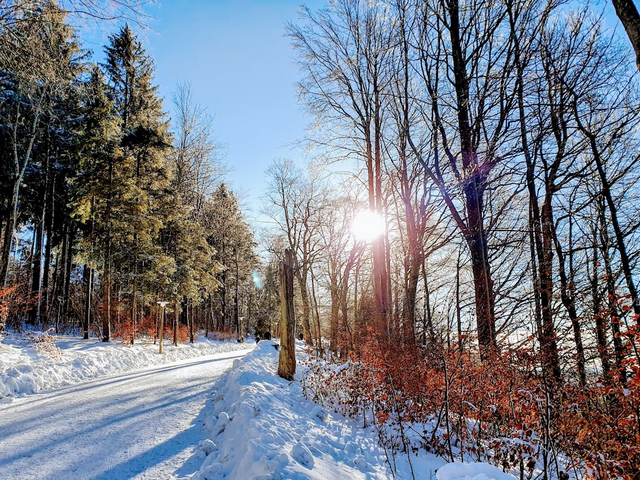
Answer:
[301,335,640,480]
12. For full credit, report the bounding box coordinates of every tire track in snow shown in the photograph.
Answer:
[0,349,253,479]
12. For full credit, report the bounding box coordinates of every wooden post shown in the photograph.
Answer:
[83,265,92,340]
[278,248,296,380]
[173,305,178,346]
[159,307,164,354]
[157,301,168,354]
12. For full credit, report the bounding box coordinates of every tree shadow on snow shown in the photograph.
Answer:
[0,354,244,479]
[92,385,219,480]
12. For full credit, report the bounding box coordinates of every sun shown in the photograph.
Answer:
[352,210,386,242]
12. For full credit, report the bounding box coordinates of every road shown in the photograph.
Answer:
[0,349,252,479]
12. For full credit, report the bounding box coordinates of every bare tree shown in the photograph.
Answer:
[610,0,640,70]
[171,81,223,216]
[1,0,151,30]
[404,0,528,357]
[315,194,366,354]
[264,158,325,345]
[288,0,394,332]
[561,16,640,324]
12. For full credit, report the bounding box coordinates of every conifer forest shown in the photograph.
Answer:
[2,0,640,478]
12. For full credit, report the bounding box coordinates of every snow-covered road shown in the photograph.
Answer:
[0,349,253,480]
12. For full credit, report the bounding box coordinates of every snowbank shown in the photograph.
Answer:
[436,462,516,480]
[0,332,252,401]
[191,340,516,480]
[191,340,394,479]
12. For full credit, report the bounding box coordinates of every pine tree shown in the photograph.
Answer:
[73,66,123,341]
[100,25,173,342]
[0,1,84,287]
[204,184,256,339]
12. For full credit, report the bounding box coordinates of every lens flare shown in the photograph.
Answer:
[252,269,264,289]
[352,210,385,242]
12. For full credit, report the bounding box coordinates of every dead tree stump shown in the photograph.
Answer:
[278,248,296,380]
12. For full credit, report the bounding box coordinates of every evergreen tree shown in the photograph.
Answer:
[73,66,123,341]
[100,24,173,342]
[0,1,85,287]
[204,184,256,339]
[162,83,224,343]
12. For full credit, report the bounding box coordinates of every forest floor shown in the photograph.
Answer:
[0,333,516,479]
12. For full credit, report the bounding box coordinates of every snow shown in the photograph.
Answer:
[189,340,518,480]
[0,346,254,479]
[188,340,514,480]
[190,340,391,479]
[436,462,516,480]
[0,333,518,479]
[0,332,252,401]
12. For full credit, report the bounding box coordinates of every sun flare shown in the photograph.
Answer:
[352,210,386,242]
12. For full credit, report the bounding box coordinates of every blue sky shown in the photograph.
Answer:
[76,0,627,231]
[81,0,326,226]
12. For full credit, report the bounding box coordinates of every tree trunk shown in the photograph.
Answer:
[131,275,137,345]
[329,280,340,353]
[159,305,166,354]
[1,178,21,287]
[181,296,188,331]
[514,22,561,383]
[456,248,463,351]
[83,265,92,340]
[449,0,496,358]
[611,0,640,70]
[103,241,111,342]
[600,199,626,382]
[539,199,561,383]
[206,294,211,337]
[278,248,296,380]
[3,102,41,287]
[298,269,313,346]
[604,248,626,383]
[234,247,243,343]
[575,105,640,322]
[62,226,74,324]
[422,259,435,346]
[27,228,36,304]
[554,215,586,386]
[29,218,44,325]
[0,214,11,286]
[221,252,227,330]
[42,163,56,313]
[310,267,322,351]
[189,300,194,344]
[385,199,394,332]
[173,305,179,346]
[30,139,51,325]
[104,160,113,343]
[591,240,612,383]
[466,219,497,356]
[372,72,391,338]
[338,247,361,354]
[404,264,420,343]
[50,236,61,326]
